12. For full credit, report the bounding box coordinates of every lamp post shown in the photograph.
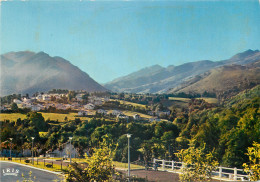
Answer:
[9,138,13,159]
[69,137,73,164]
[31,137,35,165]
[127,134,132,178]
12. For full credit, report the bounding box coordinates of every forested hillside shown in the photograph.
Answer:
[1,86,259,168]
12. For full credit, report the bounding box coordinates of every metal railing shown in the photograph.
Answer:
[153,158,250,181]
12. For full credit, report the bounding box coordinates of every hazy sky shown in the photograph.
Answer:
[1,0,260,83]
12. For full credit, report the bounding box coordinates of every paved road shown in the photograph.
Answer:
[0,161,63,182]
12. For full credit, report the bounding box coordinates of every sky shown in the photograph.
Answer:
[1,0,260,84]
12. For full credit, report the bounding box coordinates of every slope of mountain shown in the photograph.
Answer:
[104,50,260,93]
[0,51,107,96]
[169,61,260,99]
[105,60,222,93]
[225,85,260,107]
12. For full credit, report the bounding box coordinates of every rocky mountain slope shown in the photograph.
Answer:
[169,60,260,99]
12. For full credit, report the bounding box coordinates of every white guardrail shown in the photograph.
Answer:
[153,158,250,181]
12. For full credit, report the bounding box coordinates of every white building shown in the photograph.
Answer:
[112,110,122,116]
[133,114,141,120]
[43,95,51,101]
[36,95,43,101]
[97,109,107,115]
[13,99,23,104]
[84,103,95,110]
[117,114,129,119]
[78,110,88,116]
[31,105,41,111]
[50,143,78,158]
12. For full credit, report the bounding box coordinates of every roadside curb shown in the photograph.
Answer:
[0,161,64,176]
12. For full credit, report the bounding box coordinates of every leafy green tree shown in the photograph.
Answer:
[176,142,219,182]
[11,103,19,112]
[27,112,47,132]
[243,142,260,181]
[65,136,116,182]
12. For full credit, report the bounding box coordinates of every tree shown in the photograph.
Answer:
[27,112,47,132]
[65,136,116,182]
[176,142,219,182]
[243,142,260,181]
[11,103,19,112]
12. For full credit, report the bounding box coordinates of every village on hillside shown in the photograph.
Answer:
[0,90,175,123]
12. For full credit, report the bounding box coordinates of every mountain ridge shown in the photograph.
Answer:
[104,49,260,93]
[0,51,107,96]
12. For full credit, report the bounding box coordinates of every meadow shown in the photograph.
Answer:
[0,112,89,122]
[168,97,218,104]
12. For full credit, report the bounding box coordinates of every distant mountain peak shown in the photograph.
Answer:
[0,51,107,96]
[231,49,259,59]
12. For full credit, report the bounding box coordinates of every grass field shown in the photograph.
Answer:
[0,157,143,172]
[169,97,218,104]
[197,97,218,104]
[40,113,89,122]
[122,111,153,119]
[110,99,147,109]
[0,113,26,121]
[168,97,191,102]
[0,112,89,122]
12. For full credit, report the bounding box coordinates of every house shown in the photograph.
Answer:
[156,110,171,116]
[43,95,51,101]
[36,95,43,101]
[84,103,95,110]
[13,99,22,104]
[51,143,78,158]
[75,94,84,102]
[94,100,103,106]
[133,114,141,120]
[56,104,67,110]
[22,98,33,103]
[102,97,110,102]
[117,114,129,119]
[31,105,41,111]
[96,109,107,115]
[78,110,88,116]
[112,110,122,116]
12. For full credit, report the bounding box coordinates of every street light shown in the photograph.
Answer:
[69,137,73,164]
[31,137,35,165]
[9,138,13,159]
[127,134,132,178]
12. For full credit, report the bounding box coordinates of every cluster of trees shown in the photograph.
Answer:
[0,94,22,105]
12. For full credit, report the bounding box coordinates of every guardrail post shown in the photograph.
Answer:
[219,167,222,178]
[234,167,237,181]
[44,159,45,166]
[172,161,175,170]
[153,158,156,164]
[162,159,165,170]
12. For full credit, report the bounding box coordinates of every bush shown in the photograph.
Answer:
[24,159,30,163]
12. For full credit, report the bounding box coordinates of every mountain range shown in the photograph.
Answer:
[1,49,260,97]
[0,51,107,96]
[104,49,260,95]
